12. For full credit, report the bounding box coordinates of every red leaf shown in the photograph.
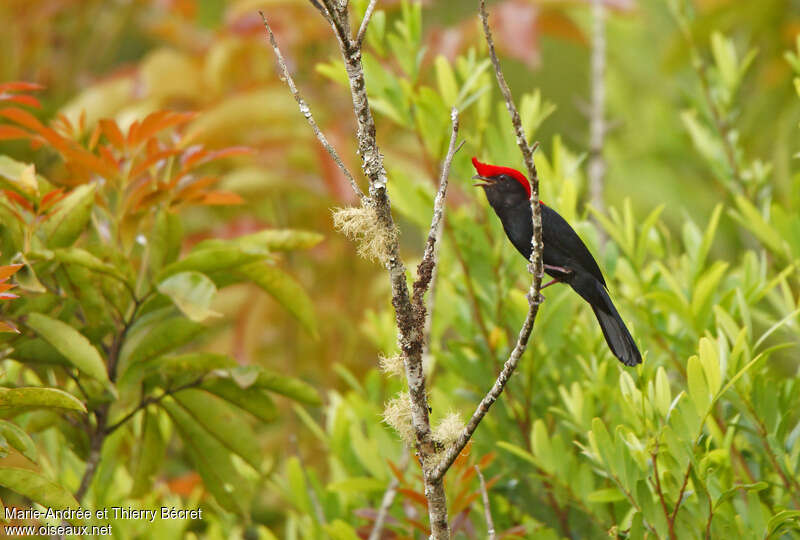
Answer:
[0,283,15,293]
[0,82,44,93]
[39,189,65,211]
[387,459,407,484]
[397,488,428,507]
[0,94,42,108]
[3,190,33,210]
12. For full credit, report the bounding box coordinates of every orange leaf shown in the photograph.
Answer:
[0,291,19,299]
[0,82,44,93]
[88,123,101,151]
[0,94,42,108]
[0,283,15,293]
[99,145,119,173]
[61,144,118,179]
[129,148,181,180]
[99,119,125,150]
[129,111,195,147]
[0,125,30,140]
[194,190,244,206]
[387,459,407,484]
[181,146,251,171]
[0,264,22,281]
[0,320,19,333]
[397,488,428,507]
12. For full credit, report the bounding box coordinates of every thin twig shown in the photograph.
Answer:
[588,0,607,216]
[299,2,446,536]
[368,450,409,540]
[412,108,462,311]
[104,377,205,434]
[475,466,496,540]
[356,0,379,46]
[670,462,692,525]
[431,0,546,484]
[259,11,365,202]
[652,451,676,540]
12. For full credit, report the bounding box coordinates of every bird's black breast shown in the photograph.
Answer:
[489,197,606,287]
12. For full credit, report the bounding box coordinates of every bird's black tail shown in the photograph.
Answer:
[590,283,642,366]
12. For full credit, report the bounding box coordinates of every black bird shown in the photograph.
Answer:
[472,157,641,366]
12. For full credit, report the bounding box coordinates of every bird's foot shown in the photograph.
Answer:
[544,264,573,275]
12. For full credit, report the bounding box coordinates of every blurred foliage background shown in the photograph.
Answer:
[1,0,800,538]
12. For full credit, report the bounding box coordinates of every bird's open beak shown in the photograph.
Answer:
[472,174,495,188]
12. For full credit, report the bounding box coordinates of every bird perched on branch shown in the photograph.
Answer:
[472,157,641,366]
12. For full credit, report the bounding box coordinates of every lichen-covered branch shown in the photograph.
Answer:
[412,108,462,313]
[356,0,379,46]
[259,12,365,202]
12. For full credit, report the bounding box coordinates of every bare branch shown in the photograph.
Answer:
[259,11,365,202]
[431,0,546,484]
[475,466,497,540]
[588,0,607,215]
[368,450,409,540]
[356,0,379,46]
[431,293,541,481]
[412,107,462,311]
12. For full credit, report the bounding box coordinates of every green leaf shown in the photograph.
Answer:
[130,409,166,497]
[119,316,205,375]
[731,195,786,256]
[587,487,626,503]
[0,387,86,413]
[237,262,318,337]
[202,378,277,423]
[326,477,386,493]
[157,246,268,281]
[654,366,672,417]
[157,271,220,322]
[0,155,39,197]
[26,313,112,389]
[173,389,262,471]
[324,520,361,540]
[149,208,183,273]
[530,419,554,474]
[496,441,538,466]
[698,337,722,395]
[691,261,729,321]
[118,352,235,391]
[161,397,249,515]
[435,55,459,107]
[52,247,120,277]
[687,354,710,416]
[0,421,37,462]
[0,468,81,525]
[39,183,96,248]
[221,229,324,252]
[249,367,321,405]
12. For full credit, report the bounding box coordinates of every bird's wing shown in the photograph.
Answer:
[541,204,606,287]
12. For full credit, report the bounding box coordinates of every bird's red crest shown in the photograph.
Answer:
[471,156,531,198]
